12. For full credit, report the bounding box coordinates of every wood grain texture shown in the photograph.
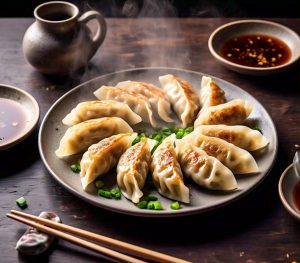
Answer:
[0,18,300,263]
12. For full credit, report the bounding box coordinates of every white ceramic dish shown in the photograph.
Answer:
[208,20,300,75]
[279,163,300,221]
[39,67,278,217]
[0,84,39,151]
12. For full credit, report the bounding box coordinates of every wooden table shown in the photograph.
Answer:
[1,18,300,263]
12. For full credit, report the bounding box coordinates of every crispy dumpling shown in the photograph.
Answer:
[159,74,200,128]
[196,125,269,151]
[176,140,238,191]
[117,138,156,203]
[55,117,133,158]
[80,133,137,190]
[151,134,190,203]
[62,100,142,126]
[94,86,157,127]
[194,99,253,127]
[200,76,225,110]
[183,131,259,174]
[116,81,173,123]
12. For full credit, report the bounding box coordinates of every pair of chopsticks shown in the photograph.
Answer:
[7,210,191,263]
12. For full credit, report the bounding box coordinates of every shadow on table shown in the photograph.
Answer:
[0,128,39,177]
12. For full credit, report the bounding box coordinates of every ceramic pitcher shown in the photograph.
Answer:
[23,1,107,75]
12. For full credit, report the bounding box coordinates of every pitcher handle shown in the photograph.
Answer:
[78,10,107,59]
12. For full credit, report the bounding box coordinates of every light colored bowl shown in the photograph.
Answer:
[278,163,300,221]
[208,20,300,75]
[0,84,39,151]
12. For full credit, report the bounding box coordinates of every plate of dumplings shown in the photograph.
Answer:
[39,67,278,217]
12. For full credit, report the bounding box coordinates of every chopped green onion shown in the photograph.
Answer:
[153,201,164,210]
[137,200,148,209]
[170,201,181,210]
[145,131,152,137]
[185,127,193,133]
[252,126,262,134]
[70,161,81,173]
[149,132,158,139]
[176,130,184,139]
[146,194,158,201]
[95,180,104,188]
[132,136,141,145]
[110,188,121,199]
[172,127,179,133]
[147,201,155,209]
[16,197,27,209]
[161,127,171,133]
[140,137,147,142]
[98,189,112,199]
[153,134,162,141]
[140,133,146,138]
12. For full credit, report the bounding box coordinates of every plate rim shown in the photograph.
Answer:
[38,67,278,217]
[0,83,40,151]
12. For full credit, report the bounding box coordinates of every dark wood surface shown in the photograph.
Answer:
[1,18,300,263]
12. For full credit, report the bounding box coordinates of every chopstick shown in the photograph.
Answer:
[7,212,145,263]
[7,210,191,263]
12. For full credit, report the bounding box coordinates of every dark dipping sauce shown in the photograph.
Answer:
[293,181,300,212]
[221,34,291,67]
[0,98,27,146]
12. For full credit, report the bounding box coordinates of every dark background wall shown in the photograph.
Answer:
[1,0,300,18]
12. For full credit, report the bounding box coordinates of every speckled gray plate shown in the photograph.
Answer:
[39,67,278,217]
[0,84,39,151]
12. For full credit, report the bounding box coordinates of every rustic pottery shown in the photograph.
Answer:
[23,1,107,75]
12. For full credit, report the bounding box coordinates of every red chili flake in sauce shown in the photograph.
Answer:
[221,34,291,67]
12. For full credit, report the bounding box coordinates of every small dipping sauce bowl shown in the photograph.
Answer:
[279,162,300,221]
[0,84,39,151]
[208,20,300,75]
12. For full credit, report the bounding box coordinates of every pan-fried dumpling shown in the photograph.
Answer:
[151,134,190,203]
[62,100,142,126]
[194,99,253,127]
[200,76,225,110]
[116,81,173,123]
[55,117,133,158]
[117,138,156,203]
[196,125,269,151]
[176,140,237,191]
[183,131,259,174]
[94,86,157,127]
[80,133,137,190]
[159,74,200,128]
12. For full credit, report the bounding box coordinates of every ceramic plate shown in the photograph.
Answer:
[39,68,277,217]
[0,84,39,151]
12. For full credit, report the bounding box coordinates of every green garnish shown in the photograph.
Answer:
[185,127,193,133]
[161,127,170,132]
[153,134,162,142]
[111,188,121,199]
[170,201,181,210]
[147,201,155,209]
[176,129,184,139]
[153,201,164,210]
[16,197,27,209]
[252,126,263,134]
[95,180,104,188]
[132,136,141,145]
[137,200,148,209]
[146,194,158,201]
[70,160,81,173]
[98,189,112,199]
